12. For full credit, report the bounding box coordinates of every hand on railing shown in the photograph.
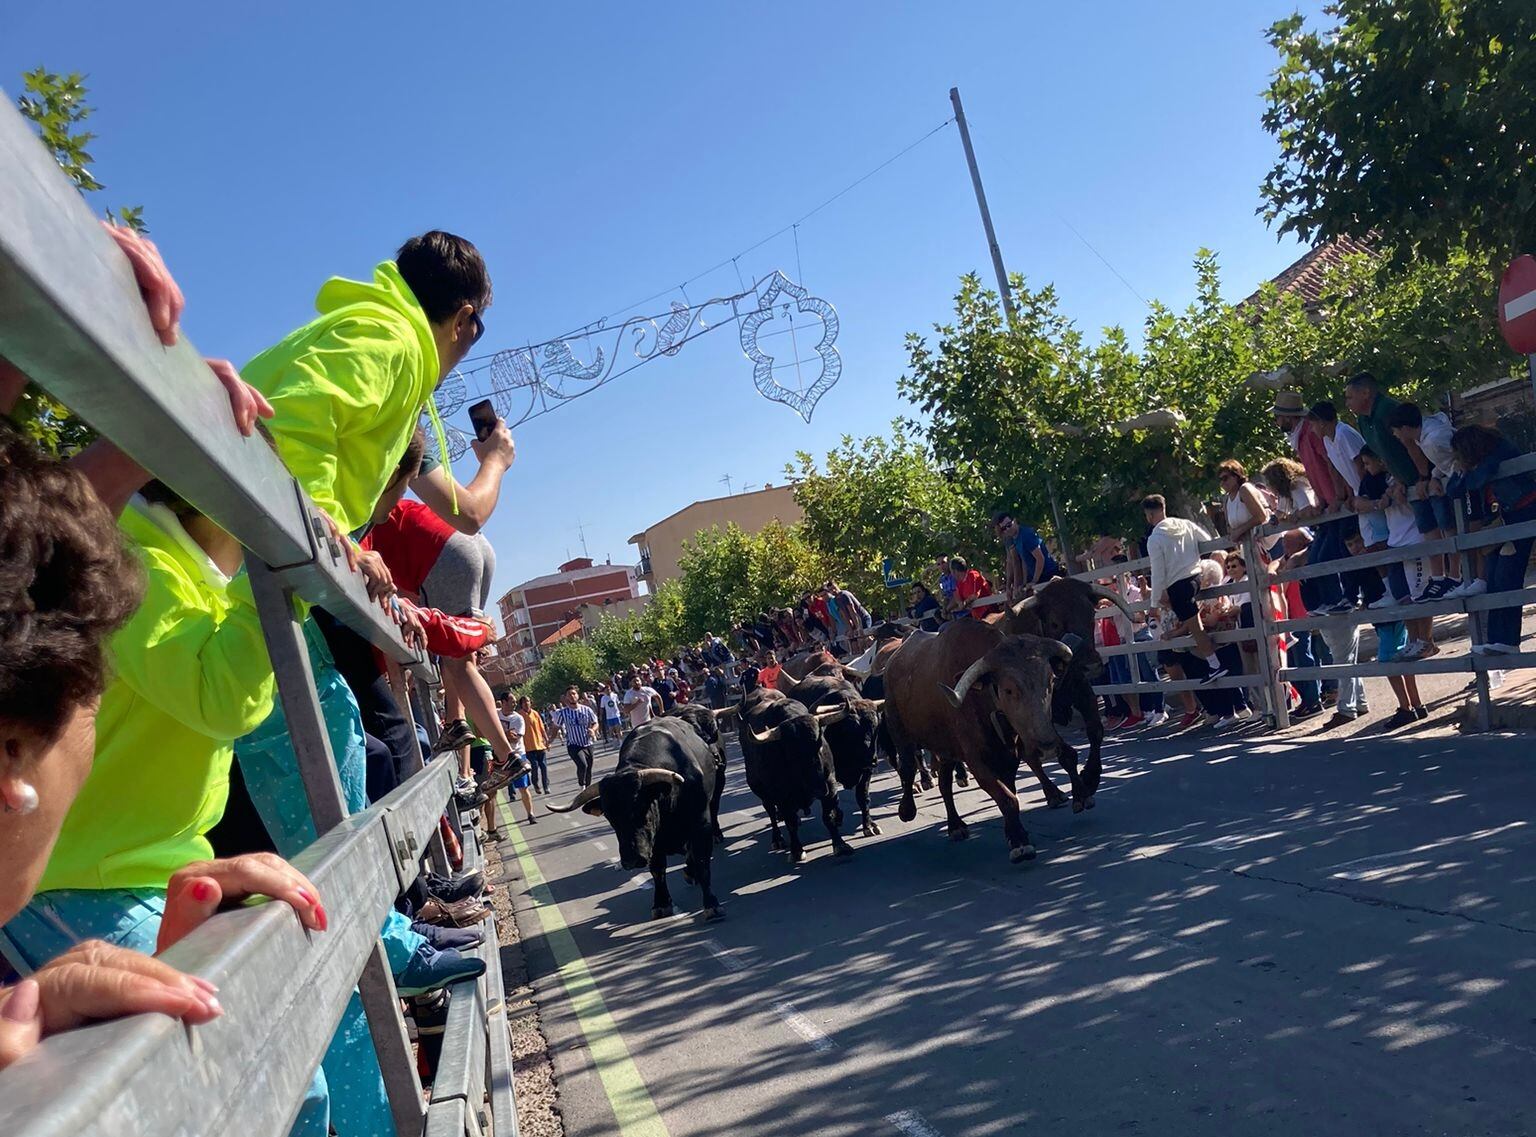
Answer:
[0,940,222,1070]
[204,358,274,438]
[102,222,184,348]
[156,853,327,952]
[393,598,427,652]
[356,549,397,603]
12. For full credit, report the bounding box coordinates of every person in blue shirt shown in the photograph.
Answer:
[992,511,1061,593]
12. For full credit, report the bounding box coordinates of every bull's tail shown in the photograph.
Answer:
[875,710,897,772]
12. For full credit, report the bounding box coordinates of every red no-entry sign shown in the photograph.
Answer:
[1498,255,1536,354]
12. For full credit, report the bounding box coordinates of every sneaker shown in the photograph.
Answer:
[1316,711,1356,731]
[1212,714,1237,728]
[1447,578,1489,599]
[453,775,477,796]
[1232,707,1254,721]
[1293,702,1324,720]
[1367,594,1400,611]
[395,944,487,996]
[1358,700,1370,714]
[1412,705,1428,721]
[1326,598,1358,614]
[411,922,484,951]
[1177,711,1202,729]
[1146,710,1170,727]
[431,719,476,755]
[1322,690,1338,708]
[1479,642,1520,655]
[425,869,486,904]
[1120,714,1146,730]
[1383,708,1417,730]
[1399,639,1429,661]
[415,895,489,928]
[1105,715,1127,731]
[1200,666,1228,685]
[1418,579,1449,602]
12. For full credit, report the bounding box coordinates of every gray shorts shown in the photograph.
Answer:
[420,531,495,617]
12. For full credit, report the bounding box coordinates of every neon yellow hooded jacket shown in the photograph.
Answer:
[240,262,442,535]
[39,502,276,893]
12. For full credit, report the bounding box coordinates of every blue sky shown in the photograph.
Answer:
[5,0,1325,617]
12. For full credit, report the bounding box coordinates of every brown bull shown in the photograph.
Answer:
[988,577,1134,805]
[881,621,1074,863]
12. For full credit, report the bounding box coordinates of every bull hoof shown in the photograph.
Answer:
[863,820,882,836]
[1084,794,1096,810]
[703,905,726,922]
[898,797,917,823]
[1009,844,1037,863]
[789,847,804,865]
[832,843,855,858]
[1045,794,1070,811]
[948,822,970,842]
[918,773,934,792]
[1072,797,1086,814]
[955,769,970,787]
[652,905,675,919]
[770,836,786,852]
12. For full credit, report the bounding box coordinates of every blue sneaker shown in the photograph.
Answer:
[395,944,486,996]
[411,921,485,952]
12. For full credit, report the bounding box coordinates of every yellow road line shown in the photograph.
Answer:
[497,800,672,1137]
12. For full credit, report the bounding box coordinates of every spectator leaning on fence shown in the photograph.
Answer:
[1143,495,1226,682]
[1387,401,1461,597]
[1217,460,1271,545]
[1448,424,1536,656]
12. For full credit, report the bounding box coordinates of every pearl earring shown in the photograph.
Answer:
[4,782,38,815]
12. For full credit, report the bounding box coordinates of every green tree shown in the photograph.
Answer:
[671,521,828,643]
[524,638,604,709]
[788,422,989,600]
[1259,2,1536,262]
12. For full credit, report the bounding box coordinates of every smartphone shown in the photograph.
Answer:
[468,399,497,442]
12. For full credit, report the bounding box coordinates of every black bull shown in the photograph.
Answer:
[547,716,725,921]
[736,690,855,864]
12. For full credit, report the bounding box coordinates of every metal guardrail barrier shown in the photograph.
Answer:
[0,89,507,1135]
[0,759,454,1137]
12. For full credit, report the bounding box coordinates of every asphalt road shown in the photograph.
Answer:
[499,721,1536,1137]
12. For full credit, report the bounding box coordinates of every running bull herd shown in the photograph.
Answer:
[549,578,1134,921]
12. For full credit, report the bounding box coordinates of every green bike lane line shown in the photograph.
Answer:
[498,798,672,1137]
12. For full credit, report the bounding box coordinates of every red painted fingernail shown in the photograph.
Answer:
[315,905,329,932]
[191,881,215,903]
[297,889,315,906]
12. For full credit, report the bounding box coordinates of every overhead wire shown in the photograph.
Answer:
[457,115,956,367]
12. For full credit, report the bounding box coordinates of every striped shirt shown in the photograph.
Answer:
[551,704,598,748]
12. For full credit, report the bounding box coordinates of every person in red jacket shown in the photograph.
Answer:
[361,461,527,786]
[949,556,1000,617]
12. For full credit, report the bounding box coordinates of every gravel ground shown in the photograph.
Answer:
[486,837,565,1137]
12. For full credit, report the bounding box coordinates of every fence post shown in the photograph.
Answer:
[1453,498,1494,731]
[1244,533,1289,730]
[248,560,427,1134]
[386,658,452,876]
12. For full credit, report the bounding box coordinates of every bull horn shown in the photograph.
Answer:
[547,782,601,814]
[863,699,885,711]
[942,655,995,708]
[638,768,684,788]
[813,705,849,725]
[1046,638,1075,671]
[711,706,738,720]
[1009,593,1041,616]
[750,722,784,743]
[1088,582,1135,622]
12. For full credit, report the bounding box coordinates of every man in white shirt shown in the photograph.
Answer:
[598,686,622,743]
[1305,401,1366,500]
[621,674,662,731]
[1142,494,1225,682]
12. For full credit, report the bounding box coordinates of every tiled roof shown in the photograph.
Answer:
[1242,235,1376,310]
[538,617,584,648]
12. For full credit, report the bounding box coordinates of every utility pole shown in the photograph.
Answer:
[720,474,734,495]
[949,86,1075,566]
